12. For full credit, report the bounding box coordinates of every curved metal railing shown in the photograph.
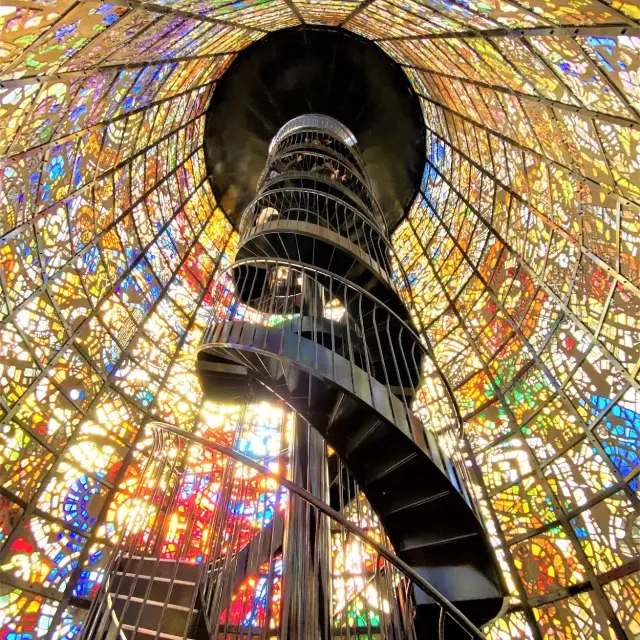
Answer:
[258,170,383,229]
[269,114,358,152]
[257,148,374,207]
[264,142,371,187]
[236,187,394,285]
[264,122,386,232]
[81,420,485,640]
[270,128,364,173]
[205,257,475,509]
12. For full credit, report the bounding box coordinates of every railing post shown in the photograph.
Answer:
[280,415,330,640]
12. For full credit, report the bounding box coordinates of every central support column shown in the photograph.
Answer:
[281,415,331,639]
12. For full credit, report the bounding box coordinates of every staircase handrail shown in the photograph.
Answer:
[149,421,485,640]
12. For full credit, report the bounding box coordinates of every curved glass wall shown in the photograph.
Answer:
[0,3,639,639]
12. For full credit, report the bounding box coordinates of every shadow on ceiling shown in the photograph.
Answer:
[204,26,425,231]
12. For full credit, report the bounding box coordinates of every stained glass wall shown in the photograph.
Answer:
[384,18,640,639]
[1,1,640,638]
[0,3,246,633]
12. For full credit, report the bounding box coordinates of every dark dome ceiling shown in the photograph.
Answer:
[204,27,425,230]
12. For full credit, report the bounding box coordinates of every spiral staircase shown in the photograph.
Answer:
[82,115,504,640]
[196,114,505,637]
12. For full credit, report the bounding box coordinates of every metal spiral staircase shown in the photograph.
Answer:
[82,115,504,640]
[195,115,505,636]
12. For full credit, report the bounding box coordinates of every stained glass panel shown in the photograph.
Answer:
[1,2,640,638]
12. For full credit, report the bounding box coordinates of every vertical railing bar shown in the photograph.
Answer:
[399,325,417,405]
[259,505,278,640]
[356,486,375,640]
[304,428,314,639]
[314,268,320,371]
[218,457,255,638]
[344,465,354,640]
[372,305,392,397]
[182,450,217,640]
[126,431,185,637]
[385,314,407,412]
[439,606,446,640]
[83,427,161,639]
[112,430,180,639]
[215,463,244,639]
[341,463,352,640]
[203,398,248,627]
[323,440,331,640]
[280,411,296,640]
[150,433,184,557]
[243,451,274,640]
[344,282,355,382]
[329,275,335,383]
[243,261,259,349]
[368,221,376,269]
[297,263,306,365]
[357,293,372,378]
[149,435,201,640]
[229,405,260,638]
[376,551,388,640]
[260,411,286,640]
[387,547,404,640]
[200,456,228,613]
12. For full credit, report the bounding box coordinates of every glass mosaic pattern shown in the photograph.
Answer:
[1,1,640,638]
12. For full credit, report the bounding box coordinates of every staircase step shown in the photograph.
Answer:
[113,594,194,612]
[341,416,383,457]
[363,451,417,485]
[378,488,452,518]
[112,595,197,637]
[344,429,417,485]
[374,478,481,554]
[326,392,355,431]
[111,573,197,608]
[117,557,201,582]
[365,452,448,492]
[120,625,196,640]
[398,530,480,555]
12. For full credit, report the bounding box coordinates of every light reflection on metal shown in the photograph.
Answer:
[269,114,358,153]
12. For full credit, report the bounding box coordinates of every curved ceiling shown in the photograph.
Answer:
[0,2,640,639]
[204,27,425,229]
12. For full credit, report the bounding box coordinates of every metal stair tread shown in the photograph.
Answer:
[114,572,197,587]
[112,594,196,613]
[398,531,481,553]
[120,555,196,563]
[120,624,196,640]
[342,418,382,456]
[361,451,418,484]
[381,489,452,517]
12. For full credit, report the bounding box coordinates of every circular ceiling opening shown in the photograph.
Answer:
[204,27,425,231]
